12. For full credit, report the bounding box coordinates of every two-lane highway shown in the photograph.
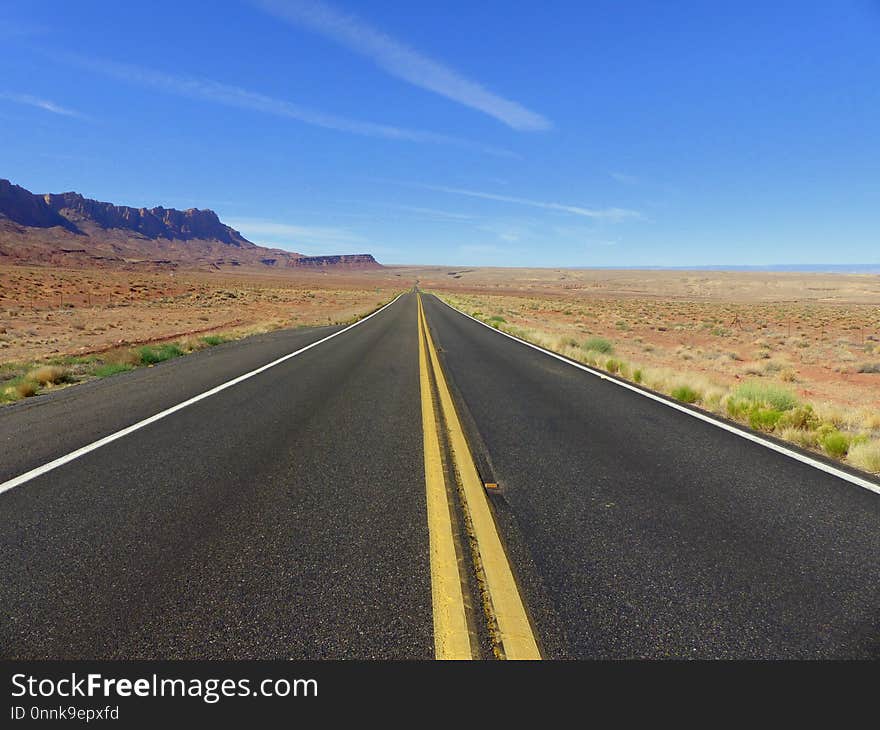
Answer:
[1,293,431,659]
[420,293,880,659]
[1,290,878,659]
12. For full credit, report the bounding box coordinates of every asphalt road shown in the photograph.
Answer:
[420,294,880,659]
[1,291,879,659]
[1,293,431,659]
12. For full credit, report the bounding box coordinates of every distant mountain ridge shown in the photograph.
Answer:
[0,179,381,271]
[43,191,255,246]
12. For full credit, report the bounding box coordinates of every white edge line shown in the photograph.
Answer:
[0,293,405,496]
[431,294,880,497]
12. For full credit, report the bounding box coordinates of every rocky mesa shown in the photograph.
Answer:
[0,179,382,271]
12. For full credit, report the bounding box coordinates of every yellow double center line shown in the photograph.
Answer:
[417,294,541,661]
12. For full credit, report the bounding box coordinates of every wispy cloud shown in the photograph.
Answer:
[399,182,642,222]
[0,92,84,118]
[327,198,481,222]
[59,53,514,156]
[254,0,551,131]
[390,204,478,221]
[225,218,369,250]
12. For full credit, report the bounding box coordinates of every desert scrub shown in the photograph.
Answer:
[726,382,798,432]
[747,408,784,432]
[775,404,820,431]
[14,379,38,398]
[671,385,701,404]
[0,376,36,401]
[91,362,134,378]
[780,368,798,382]
[104,348,142,367]
[200,334,229,346]
[819,429,851,458]
[848,441,880,473]
[604,358,622,374]
[777,426,820,449]
[728,382,799,412]
[0,366,72,402]
[583,337,613,354]
[27,365,71,386]
[431,293,880,477]
[138,343,184,365]
[504,325,529,340]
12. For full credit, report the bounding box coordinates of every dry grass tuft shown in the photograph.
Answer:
[177,336,208,353]
[15,380,37,398]
[848,441,880,473]
[104,348,142,367]
[27,365,70,386]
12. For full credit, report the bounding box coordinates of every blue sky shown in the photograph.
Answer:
[1,1,878,266]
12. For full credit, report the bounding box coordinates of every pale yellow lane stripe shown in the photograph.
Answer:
[418,295,541,660]
[418,296,474,660]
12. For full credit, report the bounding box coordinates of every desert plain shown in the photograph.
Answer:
[2,263,879,473]
[417,266,880,473]
[0,264,404,403]
[0,265,407,363]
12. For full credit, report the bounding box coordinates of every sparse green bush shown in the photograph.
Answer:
[200,335,229,346]
[730,381,799,412]
[605,358,621,374]
[139,344,184,365]
[671,385,700,404]
[583,337,613,354]
[748,407,783,432]
[633,369,643,384]
[488,315,506,324]
[775,404,820,431]
[92,363,134,378]
[821,430,851,458]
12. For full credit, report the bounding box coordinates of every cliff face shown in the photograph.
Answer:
[0,179,252,246]
[290,254,381,269]
[40,191,254,247]
[0,179,382,271]
[0,179,79,231]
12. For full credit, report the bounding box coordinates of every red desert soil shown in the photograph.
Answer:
[0,265,410,364]
[412,266,880,414]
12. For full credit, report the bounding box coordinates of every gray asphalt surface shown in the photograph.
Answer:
[421,294,880,659]
[1,293,431,659]
[2,290,879,659]
[0,321,351,483]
